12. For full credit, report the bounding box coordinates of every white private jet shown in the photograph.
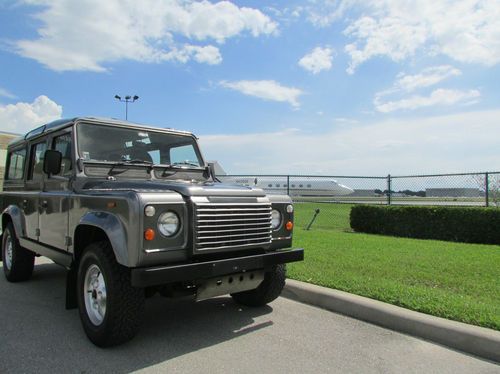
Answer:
[210,162,354,197]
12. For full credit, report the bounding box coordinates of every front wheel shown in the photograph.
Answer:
[231,264,286,307]
[2,223,34,282]
[77,241,145,347]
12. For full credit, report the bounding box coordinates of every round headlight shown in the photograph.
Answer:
[271,209,282,230]
[158,211,180,237]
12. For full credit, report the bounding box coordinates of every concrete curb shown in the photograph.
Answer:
[282,279,500,363]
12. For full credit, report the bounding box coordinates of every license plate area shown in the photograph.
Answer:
[196,270,264,301]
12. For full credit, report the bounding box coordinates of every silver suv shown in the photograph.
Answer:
[0,117,303,347]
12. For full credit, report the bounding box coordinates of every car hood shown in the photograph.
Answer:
[80,179,266,197]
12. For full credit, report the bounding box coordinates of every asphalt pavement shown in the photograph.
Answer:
[1,258,499,374]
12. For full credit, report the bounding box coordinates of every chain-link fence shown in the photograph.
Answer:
[218,172,500,231]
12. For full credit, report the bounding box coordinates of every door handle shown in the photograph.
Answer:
[40,200,48,209]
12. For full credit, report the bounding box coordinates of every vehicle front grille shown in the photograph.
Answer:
[194,203,272,251]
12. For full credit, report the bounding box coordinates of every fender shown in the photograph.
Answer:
[77,211,129,266]
[1,205,26,239]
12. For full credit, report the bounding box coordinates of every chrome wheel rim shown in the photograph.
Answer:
[4,234,13,271]
[84,264,107,326]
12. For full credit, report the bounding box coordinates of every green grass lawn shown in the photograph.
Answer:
[288,202,500,331]
[294,201,353,231]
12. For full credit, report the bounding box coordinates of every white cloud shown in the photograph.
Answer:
[0,95,62,134]
[392,66,462,93]
[0,88,17,100]
[298,46,334,74]
[374,88,480,113]
[344,13,427,74]
[15,0,277,71]
[219,80,303,108]
[307,1,500,73]
[305,0,355,28]
[161,45,222,65]
[199,109,500,175]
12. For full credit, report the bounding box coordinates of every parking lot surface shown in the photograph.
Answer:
[1,258,499,374]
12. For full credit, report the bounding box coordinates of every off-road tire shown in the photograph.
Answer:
[2,223,35,282]
[231,264,286,307]
[77,241,145,347]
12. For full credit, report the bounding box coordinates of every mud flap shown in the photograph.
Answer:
[65,267,77,310]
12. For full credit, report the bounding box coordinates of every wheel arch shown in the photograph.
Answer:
[1,205,25,239]
[74,212,129,267]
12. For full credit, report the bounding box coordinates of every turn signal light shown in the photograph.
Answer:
[144,228,156,241]
[285,221,293,231]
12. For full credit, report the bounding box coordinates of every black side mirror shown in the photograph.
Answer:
[43,149,62,175]
[208,162,218,182]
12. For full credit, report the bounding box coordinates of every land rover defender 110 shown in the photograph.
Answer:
[0,117,303,347]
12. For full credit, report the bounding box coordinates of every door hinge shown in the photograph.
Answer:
[65,236,73,247]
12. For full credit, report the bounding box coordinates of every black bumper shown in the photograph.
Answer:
[131,248,304,287]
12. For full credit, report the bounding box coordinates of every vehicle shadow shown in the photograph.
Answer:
[0,261,275,373]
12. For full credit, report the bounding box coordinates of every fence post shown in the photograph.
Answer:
[387,174,392,205]
[485,172,489,207]
[287,175,290,196]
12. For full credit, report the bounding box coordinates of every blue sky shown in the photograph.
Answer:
[1,0,499,175]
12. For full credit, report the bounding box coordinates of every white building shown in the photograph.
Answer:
[0,131,21,190]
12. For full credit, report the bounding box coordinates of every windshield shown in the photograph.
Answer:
[77,123,203,167]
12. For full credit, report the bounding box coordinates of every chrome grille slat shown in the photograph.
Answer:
[196,203,271,206]
[198,231,272,240]
[199,241,272,251]
[197,217,271,223]
[197,212,271,217]
[197,226,272,234]
[197,207,272,212]
[197,222,271,229]
[197,236,272,246]
[194,202,272,251]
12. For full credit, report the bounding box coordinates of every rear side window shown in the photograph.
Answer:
[52,133,72,177]
[6,148,26,180]
[29,141,47,181]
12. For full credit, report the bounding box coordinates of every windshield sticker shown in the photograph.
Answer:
[82,151,90,160]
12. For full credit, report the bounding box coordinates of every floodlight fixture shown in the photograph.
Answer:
[114,94,140,120]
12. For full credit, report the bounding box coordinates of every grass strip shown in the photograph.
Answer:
[289,202,500,330]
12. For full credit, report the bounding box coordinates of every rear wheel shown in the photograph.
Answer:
[231,264,286,307]
[77,241,145,347]
[2,223,35,282]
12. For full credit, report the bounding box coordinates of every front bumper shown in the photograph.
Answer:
[131,248,304,287]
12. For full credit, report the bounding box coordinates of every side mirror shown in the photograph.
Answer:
[43,149,62,175]
[208,162,217,181]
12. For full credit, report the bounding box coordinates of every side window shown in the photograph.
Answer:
[52,133,72,177]
[29,141,47,181]
[6,148,27,180]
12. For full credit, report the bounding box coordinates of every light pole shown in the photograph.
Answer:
[114,95,139,120]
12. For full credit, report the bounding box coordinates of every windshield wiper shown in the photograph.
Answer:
[107,159,153,177]
[171,161,203,168]
[152,162,203,177]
